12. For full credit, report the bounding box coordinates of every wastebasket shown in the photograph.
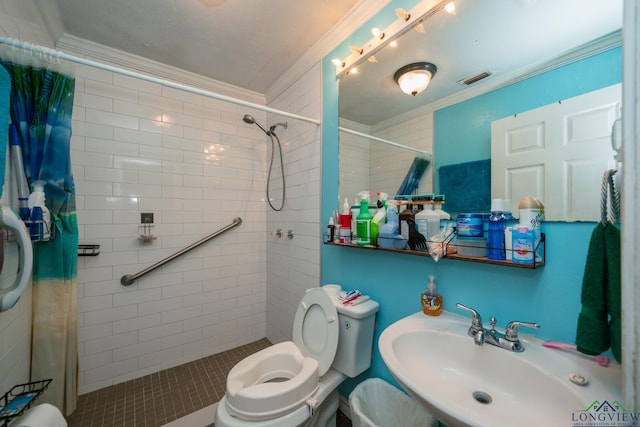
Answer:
[349,378,438,427]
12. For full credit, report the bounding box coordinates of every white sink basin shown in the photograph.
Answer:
[379,311,622,427]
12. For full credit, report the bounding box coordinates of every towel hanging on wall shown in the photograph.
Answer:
[575,169,621,363]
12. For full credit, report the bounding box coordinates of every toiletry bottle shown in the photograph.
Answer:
[512,225,535,264]
[355,191,372,246]
[9,128,30,221]
[399,203,415,242]
[326,217,335,243]
[421,275,442,316]
[433,195,450,219]
[370,201,386,246]
[377,192,389,211]
[415,200,441,240]
[487,198,506,260]
[339,198,351,243]
[27,180,51,241]
[518,196,544,262]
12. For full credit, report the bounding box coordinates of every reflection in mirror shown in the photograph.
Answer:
[338,0,622,221]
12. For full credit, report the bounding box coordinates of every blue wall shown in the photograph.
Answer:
[322,8,622,398]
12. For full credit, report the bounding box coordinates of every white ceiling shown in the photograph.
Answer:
[49,0,361,94]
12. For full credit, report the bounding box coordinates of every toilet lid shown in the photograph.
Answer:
[293,288,339,376]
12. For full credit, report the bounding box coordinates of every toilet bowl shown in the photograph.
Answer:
[215,287,379,427]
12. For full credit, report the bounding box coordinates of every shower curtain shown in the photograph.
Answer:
[1,61,78,415]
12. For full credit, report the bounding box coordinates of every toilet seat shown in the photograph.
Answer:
[223,289,339,421]
[292,288,339,376]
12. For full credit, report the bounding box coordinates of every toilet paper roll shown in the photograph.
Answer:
[11,403,67,427]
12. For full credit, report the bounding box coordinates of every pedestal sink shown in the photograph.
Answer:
[379,311,622,427]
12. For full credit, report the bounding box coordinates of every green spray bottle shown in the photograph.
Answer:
[356,191,372,246]
[370,192,388,246]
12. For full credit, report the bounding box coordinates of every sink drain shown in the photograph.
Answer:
[473,391,493,404]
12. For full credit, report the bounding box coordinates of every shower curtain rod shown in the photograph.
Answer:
[338,126,433,157]
[0,37,321,126]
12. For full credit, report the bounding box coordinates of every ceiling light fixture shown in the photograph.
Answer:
[393,62,437,96]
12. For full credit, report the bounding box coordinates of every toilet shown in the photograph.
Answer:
[215,286,379,427]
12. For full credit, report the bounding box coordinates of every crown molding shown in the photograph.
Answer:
[55,34,266,106]
[265,0,390,103]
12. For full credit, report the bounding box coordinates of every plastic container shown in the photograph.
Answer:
[356,192,372,246]
[518,196,544,262]
[415,204,441,241]
[487,199,506,260]
[398,203,415,242]
[349,378,438,427]
[433,195,450,219]
[379,201,407,249]
[9,129,30,221]
[27,181,51,241]
[512,226,535,264]
[456,236,488,257]
[370,204,386,246]
[456,213,484,237]
[421,275,442,316]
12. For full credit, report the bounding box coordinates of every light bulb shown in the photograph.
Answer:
[349,67,359,74]
[398,70,431,96]
[349,45,363,55]
[331,58,343,67]
[395,8,410,21]
[445,1,456,14]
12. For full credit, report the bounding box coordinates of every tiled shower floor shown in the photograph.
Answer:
[66,338,353,427]
[66,339,271,427]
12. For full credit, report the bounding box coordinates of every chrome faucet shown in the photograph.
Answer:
[456,303,540,352]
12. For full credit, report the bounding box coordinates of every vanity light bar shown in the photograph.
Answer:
[335,0,449,78]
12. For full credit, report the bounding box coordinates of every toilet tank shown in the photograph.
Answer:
[330,296,380,377]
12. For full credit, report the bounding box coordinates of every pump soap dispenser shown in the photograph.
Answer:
[421,275,442,316]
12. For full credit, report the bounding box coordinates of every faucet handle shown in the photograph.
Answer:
[505,321,540,341]
[456,303,483,329]
[489,316,497,332]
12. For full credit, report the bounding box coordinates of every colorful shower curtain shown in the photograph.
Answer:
[1,62,78,415]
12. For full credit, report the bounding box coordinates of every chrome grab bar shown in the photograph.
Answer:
[120,217,242,286]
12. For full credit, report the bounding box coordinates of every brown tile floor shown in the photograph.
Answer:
[66,338,352,427]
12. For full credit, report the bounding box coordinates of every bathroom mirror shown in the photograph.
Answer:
[338,0,622,219]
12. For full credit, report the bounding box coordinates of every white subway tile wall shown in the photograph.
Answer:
[265,63,322,345]
[370,113,435,197]
[73,63,272,394]
[0,9,323,398]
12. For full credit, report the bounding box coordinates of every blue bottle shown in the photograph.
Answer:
[487,209,506,260]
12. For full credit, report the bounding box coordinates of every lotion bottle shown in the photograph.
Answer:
[421,275,442,316]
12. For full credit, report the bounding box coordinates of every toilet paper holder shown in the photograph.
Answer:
[0,379,52,426]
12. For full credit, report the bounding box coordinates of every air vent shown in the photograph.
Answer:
[457,71,492,86]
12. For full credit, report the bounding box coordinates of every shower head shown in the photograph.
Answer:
[242,114,269,135]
